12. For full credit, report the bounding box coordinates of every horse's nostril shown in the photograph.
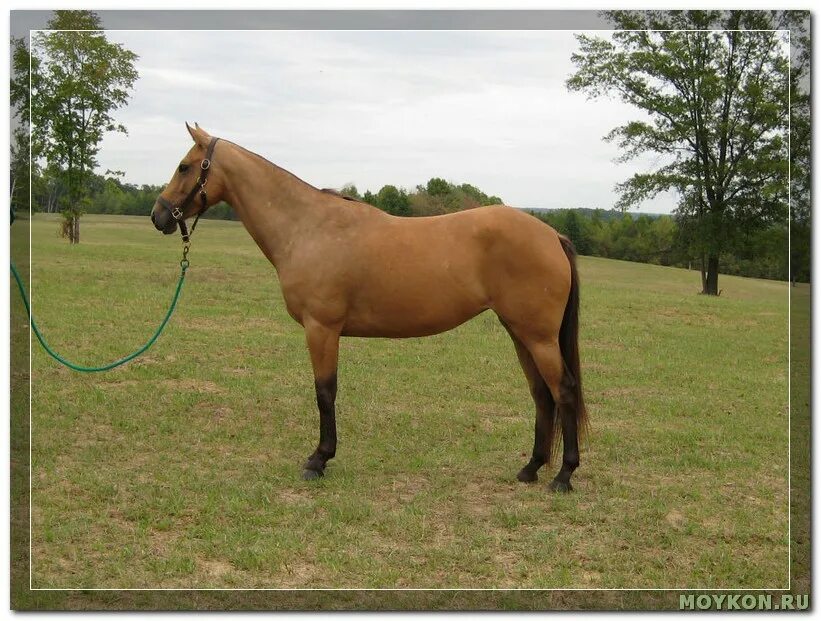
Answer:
[151,211,155,223]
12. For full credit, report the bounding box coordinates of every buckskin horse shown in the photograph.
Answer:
[151,124,588,492]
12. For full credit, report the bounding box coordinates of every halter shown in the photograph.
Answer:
[157,136,220,243]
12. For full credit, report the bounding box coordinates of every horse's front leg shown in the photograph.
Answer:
[302,319,341,480]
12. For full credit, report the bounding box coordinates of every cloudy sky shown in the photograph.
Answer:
[34,27,676,212]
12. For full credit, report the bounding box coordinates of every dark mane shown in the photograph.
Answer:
[321,188,359,202]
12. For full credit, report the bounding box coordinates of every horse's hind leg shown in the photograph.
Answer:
[526,339,580,493]
[502,323,557,483]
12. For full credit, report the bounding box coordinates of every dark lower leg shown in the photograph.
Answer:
[303,374,337,479]
[517,380,555,483]
[549,401,579,492]
[501,324,556,484]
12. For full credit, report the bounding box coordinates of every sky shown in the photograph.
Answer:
[32,27,682,212]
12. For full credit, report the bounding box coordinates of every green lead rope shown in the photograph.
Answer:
[10,260,188,373]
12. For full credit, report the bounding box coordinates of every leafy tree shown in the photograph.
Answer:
[786,12,810,283]
[10,128,29,217]
[375,185,411,216]
[567,11,791,295]
[426,177,451,197]
[29,10,138,243]
[563,209,591,255]
[10,37,42,218]
[458,183,503,207]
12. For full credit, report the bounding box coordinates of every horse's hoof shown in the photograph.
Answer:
[302,468,324,481]
[549,479,573,493]
[516,468,538,483]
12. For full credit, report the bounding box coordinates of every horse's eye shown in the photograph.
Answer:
[178,163,190,174]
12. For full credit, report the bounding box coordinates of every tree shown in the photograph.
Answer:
[30,10,138,243]
[10,36,42,218]
[563,209,591,255]
[567,11,791,294]
[375,185,411,216]
[458,183,503,207]
[426,177,451,196]
[786,12,810,284]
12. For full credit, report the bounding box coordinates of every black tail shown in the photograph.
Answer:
[557,235,588,444]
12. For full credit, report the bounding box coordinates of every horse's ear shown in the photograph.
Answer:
[185,122,210,147]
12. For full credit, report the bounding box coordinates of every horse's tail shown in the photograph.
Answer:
[557,234,588,445]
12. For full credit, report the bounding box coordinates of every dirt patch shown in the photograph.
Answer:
[277,487,314,506]
[278,558,318,587]
[211,406,234,421]
[390,474,432,503]
[665,509,685,529]
[200,558,234,578]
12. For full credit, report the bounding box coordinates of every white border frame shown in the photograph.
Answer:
[22,24,794,595]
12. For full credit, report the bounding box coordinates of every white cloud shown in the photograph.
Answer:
[138,66,250,94]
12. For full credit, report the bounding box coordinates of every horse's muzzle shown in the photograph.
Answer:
[151,206,179,235]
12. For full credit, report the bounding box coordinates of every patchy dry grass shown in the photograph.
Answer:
[16,214,791,594]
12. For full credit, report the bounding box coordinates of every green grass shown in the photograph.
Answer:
[14,214,794,596]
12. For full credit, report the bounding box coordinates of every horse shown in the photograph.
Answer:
[151,123,588,492]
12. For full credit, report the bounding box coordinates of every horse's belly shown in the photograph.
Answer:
[341,307,484,338]
[342,269,487,338]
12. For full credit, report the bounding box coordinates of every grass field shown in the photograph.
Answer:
[13,213,794,595]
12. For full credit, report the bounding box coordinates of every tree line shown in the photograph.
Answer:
[336,177,502,216]
[21,163,800,283]
[11,10,808,290]
[22,170,503,221]
[529,208,794,283]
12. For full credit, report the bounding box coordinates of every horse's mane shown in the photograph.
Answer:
[320,188,359,202]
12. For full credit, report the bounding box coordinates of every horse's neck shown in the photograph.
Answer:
[221,146,326,267]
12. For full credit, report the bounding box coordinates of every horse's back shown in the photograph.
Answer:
[338,205,571,338]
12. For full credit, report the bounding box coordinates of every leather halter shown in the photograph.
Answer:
[157,137,219,243]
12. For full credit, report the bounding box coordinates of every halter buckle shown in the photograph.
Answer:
[201,158,211,171]
[171,206,183,220]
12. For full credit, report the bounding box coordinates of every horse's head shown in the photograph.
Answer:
[151,123,226,235]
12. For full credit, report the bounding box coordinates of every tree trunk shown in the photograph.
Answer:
[703,255,719,295]
[72,215,80,244]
